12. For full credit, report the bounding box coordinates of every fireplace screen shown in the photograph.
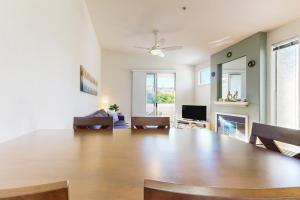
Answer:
[216,113,248,142]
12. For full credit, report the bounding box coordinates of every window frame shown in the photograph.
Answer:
[197,67,211,86]
[271,37,299,129]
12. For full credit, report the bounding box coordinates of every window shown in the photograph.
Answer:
[198,68,210,85]
[272,39,299,129]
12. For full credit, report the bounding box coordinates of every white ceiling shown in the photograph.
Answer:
[85,0,300,65]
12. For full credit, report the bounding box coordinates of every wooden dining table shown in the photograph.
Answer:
[0,128,299,199]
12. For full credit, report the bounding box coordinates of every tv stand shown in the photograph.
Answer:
[176,118,210,129]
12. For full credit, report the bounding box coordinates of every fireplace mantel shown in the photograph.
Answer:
[214,101,249,107]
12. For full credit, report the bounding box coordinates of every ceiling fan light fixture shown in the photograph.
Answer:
[150,49,165,58]
[150,49,162,56]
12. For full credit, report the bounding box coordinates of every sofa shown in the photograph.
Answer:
[73,109,128,130]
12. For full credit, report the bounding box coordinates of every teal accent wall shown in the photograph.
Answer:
[210,32,267,134]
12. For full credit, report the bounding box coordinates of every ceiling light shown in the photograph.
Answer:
[150,49,162,56]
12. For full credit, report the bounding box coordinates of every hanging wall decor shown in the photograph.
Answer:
[80,65,98,96]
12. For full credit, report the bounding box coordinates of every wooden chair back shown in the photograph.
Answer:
[131,117,170,129]
[73,117,113,130]
[0,181,68,200]
[144,180,300,200]
[250,122,300,159]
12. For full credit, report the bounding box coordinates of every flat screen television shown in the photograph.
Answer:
[182,105,207,121]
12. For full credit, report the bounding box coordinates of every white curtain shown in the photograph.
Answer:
[131,71,147,116]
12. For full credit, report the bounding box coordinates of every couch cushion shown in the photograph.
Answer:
[108,110,119,122]
[87,109,109,118]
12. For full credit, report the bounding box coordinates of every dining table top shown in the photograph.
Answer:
[0,128,299,200]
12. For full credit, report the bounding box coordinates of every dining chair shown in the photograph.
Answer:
[144,180,300,200]
[73,117,113,130]
[0,181,69,200]
[131,117,170,129]
[250,122,300,159]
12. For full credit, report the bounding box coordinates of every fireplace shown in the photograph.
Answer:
[215,112,249,142]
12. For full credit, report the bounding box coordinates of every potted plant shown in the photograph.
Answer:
[109,104,120,112]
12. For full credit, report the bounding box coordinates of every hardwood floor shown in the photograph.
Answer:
[0,128,299,200]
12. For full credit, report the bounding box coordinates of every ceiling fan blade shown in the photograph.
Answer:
[134,46,151,50]
[161,46,183,51]
[158,51,165,58]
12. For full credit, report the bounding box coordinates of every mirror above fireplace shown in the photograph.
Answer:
[219,56,247,101]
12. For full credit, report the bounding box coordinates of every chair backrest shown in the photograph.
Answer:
[131,117,170,129]
[0,181,69,200]
[73,117,113,130]
[250,122,300,159]
[144,180,300,200]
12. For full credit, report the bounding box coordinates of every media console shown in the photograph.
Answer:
[176,118,210,129]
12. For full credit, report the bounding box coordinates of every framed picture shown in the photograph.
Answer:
[215,112,249,142]
[80,65,98,96]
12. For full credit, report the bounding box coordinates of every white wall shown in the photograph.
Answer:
[267,18,300,124]
[0,0,101,143]
[194,62,211,120]
[101,49,194,121]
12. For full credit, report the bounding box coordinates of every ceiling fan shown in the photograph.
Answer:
[134,30,183,58]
